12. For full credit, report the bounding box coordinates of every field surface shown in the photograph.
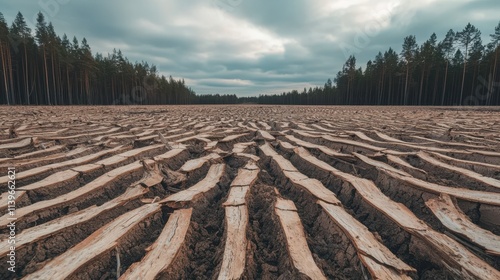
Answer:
[1,105,500,280]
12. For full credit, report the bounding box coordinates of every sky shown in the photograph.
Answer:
[1,0,499,96]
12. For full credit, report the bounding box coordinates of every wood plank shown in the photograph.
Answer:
[0,145,126,185]
[258,121,272,130]
[321,134,387,152]
[0,185,147,257]
[220,133,250,143]
[0,169,80,213]
[374,131,478,154]
[426,194,500,256]
[232,141,255,153]
[275,198,326,280]
[354,152,415,177]
[354,153,500,206]
[24,203,161,280]
[120,208,193,280]
[319,201,415,279]
[230,162,259,187]
[374,131,422,144]
[417,151,500,190]
[296,149,500,279]
[160,163,225,208]
[5,144,66,160]
[0,137,33,150]
[0,160,148,229]
[468,149,500,157]
[38,127,121,140]
[386,154,427,175]
[223,187,250,207]
[179,153,221,172]
[258,130,275,141]
[261,143,341,205]
[153,146,187,162]
[218,205,248,280]
[429,151,500,172]
[284,135,351,158]
[0,146,90,169]
[412,135,489,149]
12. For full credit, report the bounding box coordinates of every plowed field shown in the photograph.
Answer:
[1,105,499,280]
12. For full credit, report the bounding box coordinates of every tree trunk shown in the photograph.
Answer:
[42,47,51,105]
[67,66,72,105]
[459,46,468,106]
[419,66,425,105]
[404,64,409,105]
[489,47,498,105]
[51,52,57,105]
[1,44,10,105]
[23,44,29,104]
[441,61,449,105]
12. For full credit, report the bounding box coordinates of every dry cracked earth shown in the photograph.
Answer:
[0,105,500,280]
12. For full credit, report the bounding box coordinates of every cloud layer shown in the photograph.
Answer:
[2,0,499,96]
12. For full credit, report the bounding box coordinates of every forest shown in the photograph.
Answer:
[0,12,197,105]
[0,11,499,106]
[258,22,500,106]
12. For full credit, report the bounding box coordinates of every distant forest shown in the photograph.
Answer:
[265,22,500,106]
[0,11,499,106]
[0,12,197,105]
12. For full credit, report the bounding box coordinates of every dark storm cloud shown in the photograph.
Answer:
[1,0,499,96]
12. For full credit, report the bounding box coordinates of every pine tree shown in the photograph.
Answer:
[456,23,481,105]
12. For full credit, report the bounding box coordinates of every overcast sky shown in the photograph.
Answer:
[2,0,499,96]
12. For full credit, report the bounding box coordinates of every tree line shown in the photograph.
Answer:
[258,22,500,106]
[1,12,499,106]
[0,11,198,105]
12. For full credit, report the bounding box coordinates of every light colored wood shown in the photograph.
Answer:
[418,151,500,190]
[355,153,500,206]
[374,131,422,143]
[429,151,500,172]
[321,134,386,152]
[223,186,250,207]
[258,130,275,141]
[230,162,259,187]
[426,194,500,256]
[0,137,33,150]
[284,135,351,158]
[0,160,149,228]
[218,205,248,280]
[319,201,415,279]
[0,146,89,169]
[300,149,500,279]
[153,146,187,162]
[0,145,126,185]
[279,140,296,150]
[6,144,66,160]
[0,169,80,213]
[179,153,221,172]
[260,143,341,205]
[258,121,271,130]
[354,152,411,177]
[120,208,193,280]
[275,198,326,280]
[161,163,225,208]
[0,185,147,257]
[468,149,500,157]
[386,154,427,175]
[220,133,250,143]
[232,141,255,153]
[24,203,161,280]
[39,127,121,140]
[259,142,279,157]
[412,135,489,149]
